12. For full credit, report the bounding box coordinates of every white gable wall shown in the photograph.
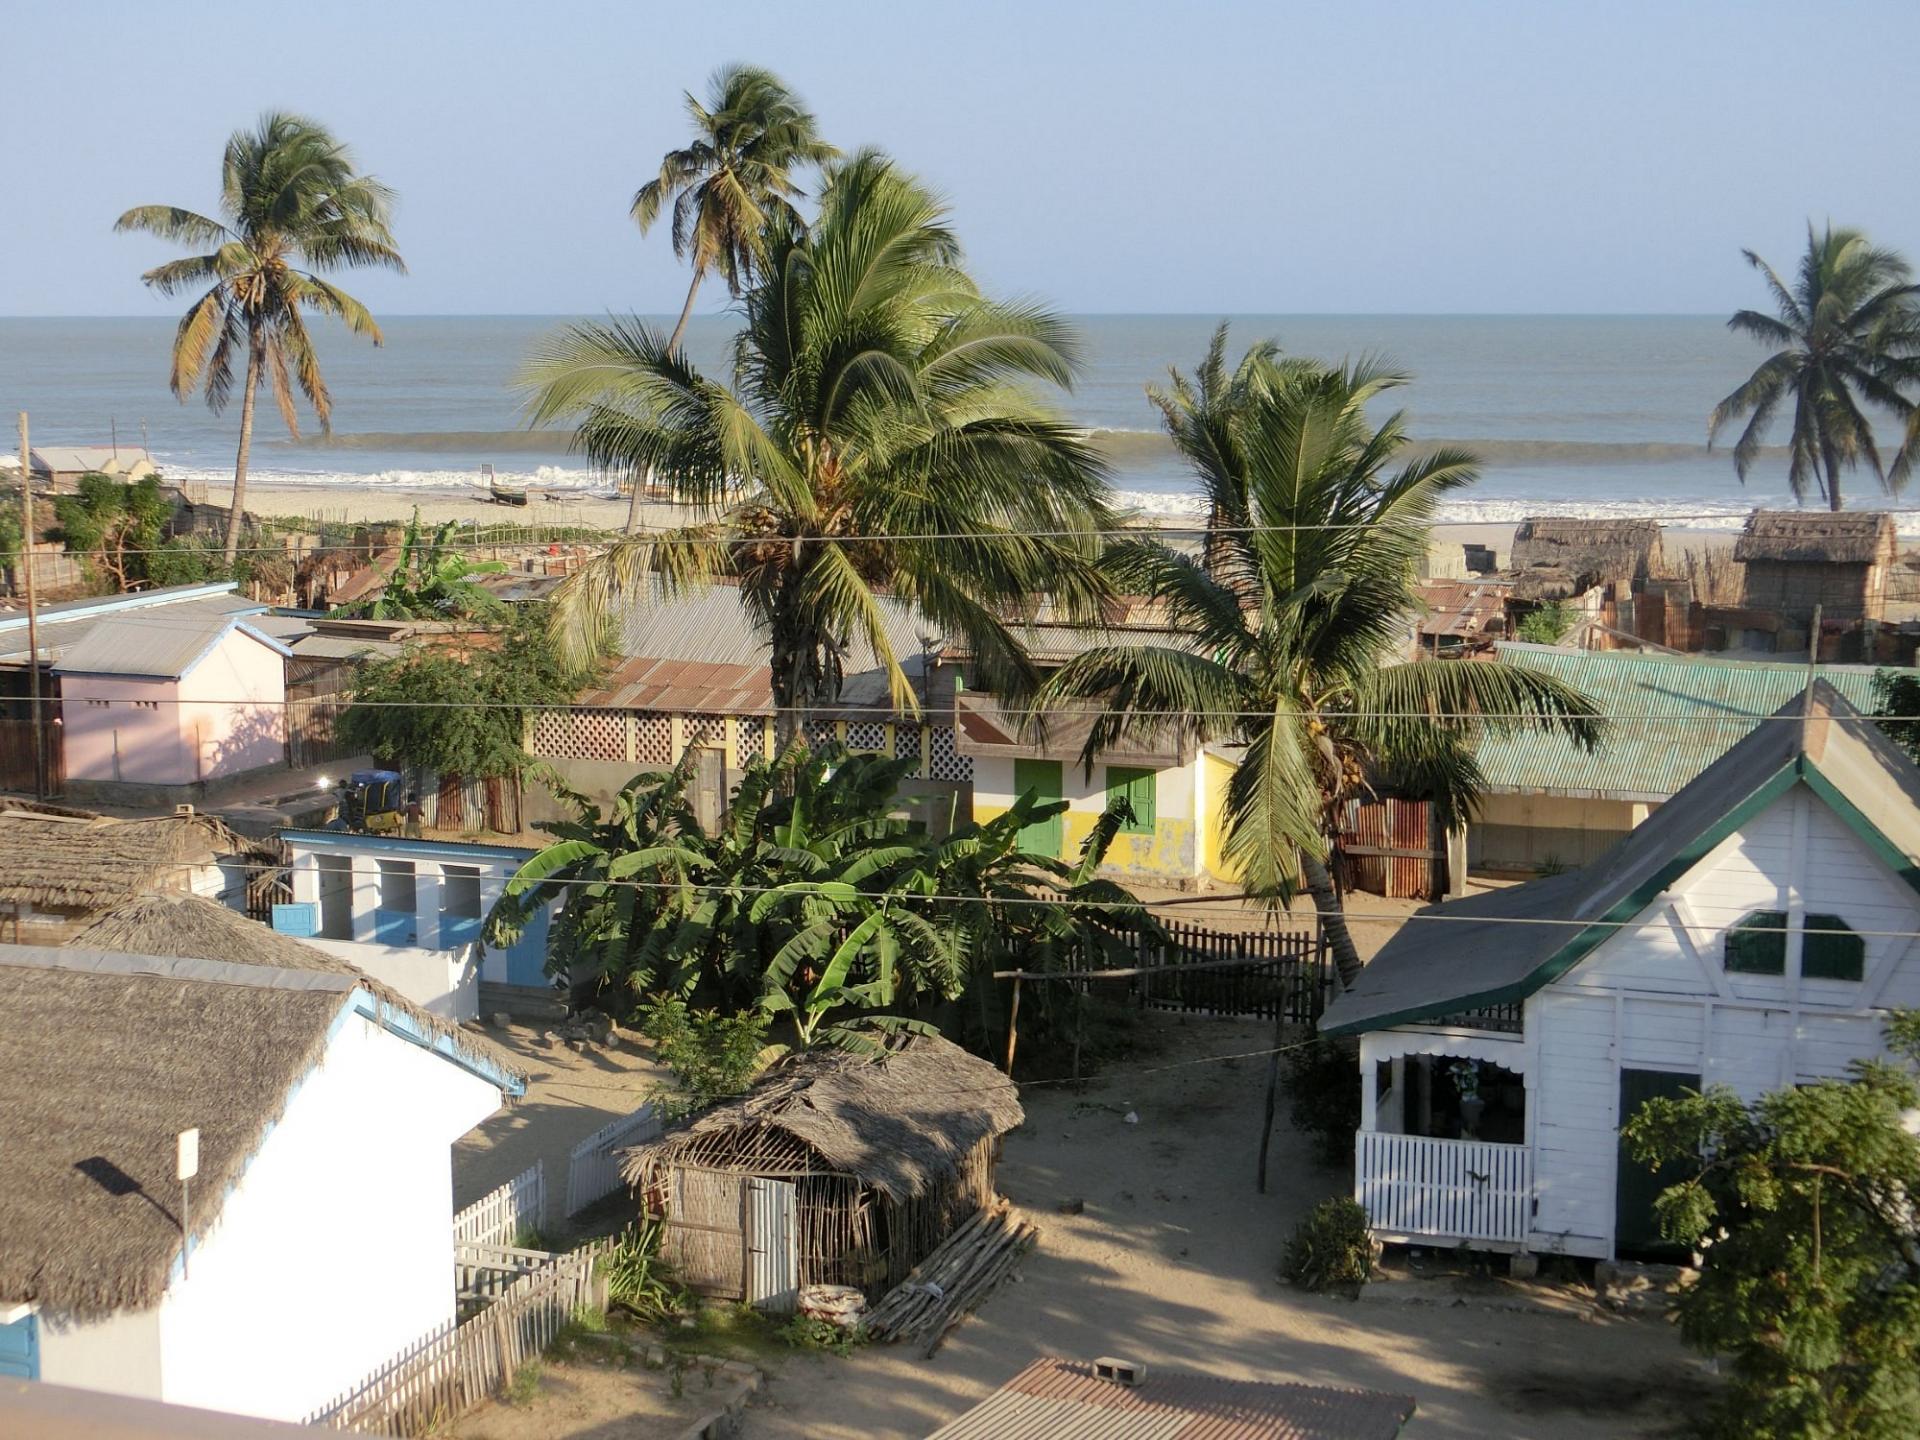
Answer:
[152,1005,502,1421]
[1523,781,1920,1257]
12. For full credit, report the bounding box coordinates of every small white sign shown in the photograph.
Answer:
[176,1128,200,1182]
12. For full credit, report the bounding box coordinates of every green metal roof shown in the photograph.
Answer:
[1477,643,1910,801]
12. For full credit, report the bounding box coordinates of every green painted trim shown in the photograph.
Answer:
[1321,764,1802,1036]
[1797,762,1920,899]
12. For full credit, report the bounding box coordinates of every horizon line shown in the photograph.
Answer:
[0,309,1733,322]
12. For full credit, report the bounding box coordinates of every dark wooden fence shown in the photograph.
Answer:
[1125,918,1326,1024]
[0,717,62,795]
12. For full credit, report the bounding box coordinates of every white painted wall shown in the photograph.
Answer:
[36,1307,163,1400]
[1368,781,1920,1258]
[154,1002,502,1421]
[304,939,480,1021]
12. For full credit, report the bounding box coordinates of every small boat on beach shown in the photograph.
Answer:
[480,463,528,506]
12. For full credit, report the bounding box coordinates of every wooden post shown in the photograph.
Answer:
[18,414,43,799]
[1003,975,1022,1075]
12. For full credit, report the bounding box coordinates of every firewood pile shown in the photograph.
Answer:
[861,1197,1038,1356]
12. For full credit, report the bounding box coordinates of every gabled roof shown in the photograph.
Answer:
[0,585,266,669]
[1474,643,1898,801]
[1734,509,1897,565]
[1322,682,1920,1035]
[51,611,292,679]
[925,1357,1416,1440]
[0,808,239,911]
[28,446,155,476]
[0,945,513,1318]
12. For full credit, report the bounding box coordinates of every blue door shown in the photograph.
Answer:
[0,1314,38,1379]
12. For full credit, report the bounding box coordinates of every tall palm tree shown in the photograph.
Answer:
[1040,330,1604,987]
[116,113,403,562]
[524,151,1115,748]
[1709,224,1920,511]
[623,65,837,534]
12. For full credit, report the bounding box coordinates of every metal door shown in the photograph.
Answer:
[0,1314,38,1379]
[691,747,727,835]
[746,1177,800,1314]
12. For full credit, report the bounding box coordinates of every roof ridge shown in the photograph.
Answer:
[0,943,358,996]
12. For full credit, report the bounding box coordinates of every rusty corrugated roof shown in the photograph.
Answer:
[925,1359,1415,1440]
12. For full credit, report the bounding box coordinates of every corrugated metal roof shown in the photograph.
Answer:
[0,592,266,668]
[926,1359,1415,1440]
[52,613,288,679]
[287,633,403,661]
[617,579,937,672]
[1477,642,1901,800]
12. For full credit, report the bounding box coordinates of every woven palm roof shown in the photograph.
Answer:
[621,1035,1022,1199]
[0,809,239,911]
[1509,517,1663,602]
[1733,509,1897,565]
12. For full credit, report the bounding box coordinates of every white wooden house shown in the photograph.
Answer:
[1321,681,1920,1260]
[0,941,521,1419]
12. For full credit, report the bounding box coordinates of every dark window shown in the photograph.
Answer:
[1802,913,1865,982]
[1725,910,1787,974]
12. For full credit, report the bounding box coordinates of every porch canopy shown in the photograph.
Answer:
[1322,681,1920,1036]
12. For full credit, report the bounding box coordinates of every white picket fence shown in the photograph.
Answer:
[1354,1131,1533,1245]
[564,1103,661,1218]
[453,1160,547,1246]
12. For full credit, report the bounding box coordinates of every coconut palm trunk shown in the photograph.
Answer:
[1301,853,1362,989]
[227,331,266,564]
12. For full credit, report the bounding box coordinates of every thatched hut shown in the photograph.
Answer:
[621,1035,1022,1308]
[1508,518,1665,603]
[1734,509,1899,624]
[0,806,242,944]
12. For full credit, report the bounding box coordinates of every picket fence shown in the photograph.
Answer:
[452,1161,546,1245]
[305,1245,601,1436]
[564,1103,661,1218]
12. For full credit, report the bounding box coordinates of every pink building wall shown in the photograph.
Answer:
[60,629,286,785]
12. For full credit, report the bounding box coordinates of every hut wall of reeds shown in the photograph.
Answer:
[1733,510,1899,623]
[621,1036,1021,1304]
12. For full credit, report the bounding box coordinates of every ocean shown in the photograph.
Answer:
[0,313,1856,528]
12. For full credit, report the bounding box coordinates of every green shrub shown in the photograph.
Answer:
[776,1313,862,1356]
[600,1221,689,1324]
[1283,1036,1362,1165]
[1283,1197,1377,1293]
[1516,601,1574,645]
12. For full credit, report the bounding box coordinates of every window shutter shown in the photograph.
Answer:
[1106,766,1155,834]
[1801,913,1864,982]
[1724,910,1787,974]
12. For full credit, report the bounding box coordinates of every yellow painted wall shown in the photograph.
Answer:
[1202,750,1241,883]
[971,802,1197,880]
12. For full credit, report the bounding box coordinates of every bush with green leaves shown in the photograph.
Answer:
[1515,601,1575,645]
[1283,1037,1363,1166]
[1621,1010,1920,1439]
[1283,1197,1376,1293]
[639,995,770,1119]
[599,1221,689,1324]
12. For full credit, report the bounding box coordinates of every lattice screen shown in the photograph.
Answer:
[845,720,888,754]
[893,724,923,776]
[928,724,973,782]
[634,712,673,765]
[531,709,627,762]
[684,714,726,750]
[734,716,769,761]
[806,719,838,751]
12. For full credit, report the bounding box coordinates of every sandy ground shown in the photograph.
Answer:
[449,1355,723,1439]
[735,1013,1706,1440]
[452,1021,667,1216]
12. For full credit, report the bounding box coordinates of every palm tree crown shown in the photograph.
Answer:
[1709,223,1920,511]
[525,151,1115,745]
[633,63,837,353]
[116,112,403,560]
[1040,328,1603,985]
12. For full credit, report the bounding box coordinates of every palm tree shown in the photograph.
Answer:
[623,65,837,534]
[1039,330,1604,987]
[524,151,1114,747]
[1709,224,1920,511]
[116,113,403,562]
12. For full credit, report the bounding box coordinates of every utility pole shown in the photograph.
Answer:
[18,413,44,799]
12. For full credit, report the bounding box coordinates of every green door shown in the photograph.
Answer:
[1615,1068,1700,1259]
[1013,758,1064,858]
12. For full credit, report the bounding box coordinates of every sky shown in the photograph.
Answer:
[2,0,1915,318]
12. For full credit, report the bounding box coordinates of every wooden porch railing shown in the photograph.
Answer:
[1354,1131,1532,1245]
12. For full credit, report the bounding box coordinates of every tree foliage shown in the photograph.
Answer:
[1621,1011,1920,1439]
[525,151,1115,746]
[116,112,403,559]
[54,474,173,590]
[637,994,772,1120]
[490,743,1160,1054]
[1038,327,1603,985]
[1515,601,1575,645]
[1709,224,1920,511]
[332,510,506,620]
[335,614,574,779]
[1870,668,1920,765]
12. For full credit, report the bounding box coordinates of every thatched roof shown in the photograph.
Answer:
[0,809,237,911]
[1733,509,1897,565]
[67,893,521,1081]
[1508,518,1664,602]
[0,947,357,1317]
[621,1035,1022,1199]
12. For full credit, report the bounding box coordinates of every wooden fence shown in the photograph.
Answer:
[565,1104,661,1218]
[1354,1131,1532,1245]
[0,716,62,795]
[287,695,355,769]
[456,1241,557,1303]
[453,1161,546,1246]
[305,1244,600,1436]
[1126,918,1326,1024]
